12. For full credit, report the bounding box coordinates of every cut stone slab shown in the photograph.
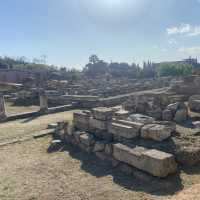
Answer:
[128,114,155,124]
[108,122,139,139]
[113,143,177,177]
[89,117,108,130]
[92,107,114,121]
[141,124,172,141]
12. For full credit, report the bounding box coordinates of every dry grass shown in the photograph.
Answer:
[0,136,200,200]
[0,110,76,143]
[5,101,39,115]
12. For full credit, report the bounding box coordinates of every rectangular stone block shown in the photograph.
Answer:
[73,111,90,130]
[108,122,139,139]
[79,132,95,146]
[141,124,172,141]
[113,143,177,177]
[89,117,108,130]
[113,119,143,132]
[92,107,114,121]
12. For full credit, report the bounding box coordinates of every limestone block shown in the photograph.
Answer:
[113,143,177,177]
[93,141,106,152]
[79,132,95,146]
[92,107,114,121]
[142,149,177,178]
[141,124,172,141]
[162,109,173,121]
[89,117,108,130]
[73,111,90,130]
[108,122,140,139]
[128,114,155,124]
[174,109,188,123]
[113,119,143,132]
[189,95,200,112]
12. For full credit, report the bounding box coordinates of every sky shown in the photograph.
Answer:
[0,0,200,69]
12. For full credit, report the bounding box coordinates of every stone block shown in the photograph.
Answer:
[108,122,139,139]
[141,124,172,141]
[142,149,177,178]
[162,109,173,121]
[104,144,113,155]
[113,143,177,177]
[73,131,85,143]
[189,95,200,112]
[92,107,114,121]
[113,119,143,132]
[73,111,90,130]
[79,132,95,146]
[89,117,108,130]
[128,114,155,124]
[93,141,106,152]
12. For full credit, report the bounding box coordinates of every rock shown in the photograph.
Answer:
[48,123,58,129]
[79,132,95,146]
[176,146,200,166]
[108,122,139,139]
[189,95,200,112]
[193,121,200,129]
[118,163,133,175]
[73,111,90,131]
[47,140,62,153]
[104,144,113,155]
[114,109,129,119]
[128,114,155,124]
[92,107,114,121]
[167,103,180,114]
[89,117,108,130]
[93,141,105,152]
[113,143,177,177]
[73,131,85,143]
[174,109,188,123]
[162,109,174,121]
[141,124,172,141]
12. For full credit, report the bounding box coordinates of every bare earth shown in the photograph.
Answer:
[0,106,200,200]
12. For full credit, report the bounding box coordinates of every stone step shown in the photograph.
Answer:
[113,143,177,177]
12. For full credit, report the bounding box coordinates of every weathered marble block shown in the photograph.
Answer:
[113,143,177,177]
[141,124,172,141]
[92,107,114,121]
[108,122,140,139]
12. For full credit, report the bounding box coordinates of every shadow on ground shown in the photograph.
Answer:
[47,141,184,197]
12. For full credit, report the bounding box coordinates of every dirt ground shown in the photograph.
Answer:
[0,136,200,200]
[0,110,77,144]
[1,106,200,200]
[5,101,40,116]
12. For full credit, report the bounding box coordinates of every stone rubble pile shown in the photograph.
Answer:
[59,107,178,178]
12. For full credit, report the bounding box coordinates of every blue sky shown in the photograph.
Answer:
[0,0,200,68]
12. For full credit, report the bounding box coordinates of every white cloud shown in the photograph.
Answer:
[178,46,200,54]
[167,23,200,37]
